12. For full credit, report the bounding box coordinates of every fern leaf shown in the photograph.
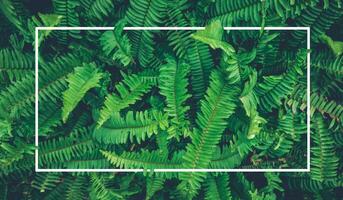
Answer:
[90,173,124,200]
[101,150,182,173]
[207,0,262,26]
[310,93,343,121]
[311,113,339,182]
[97,73,153,127]
[0,48,34,81]
[292,1,343,43]
[312,51,343,77]
[178,70,240,197]
[0,75,34,119]
[32,173,61,193]
[165,5,213,101]
[52,0,81,44]
[100,20,133,66]
[126,0,168,66]
[192,20,235,56]
[255,49,307,111]
[65,176,87,200]
[204,174,232,200]
[93,110,168,144]
[39,128,95,167]
[159,57,191,139]
[86,0,116,21]
[0,0,27,34]
[319,34,343,57]
[145,175,165,200]
[63,151,110,169]
[39,53,89,105]
[62,63,103,122]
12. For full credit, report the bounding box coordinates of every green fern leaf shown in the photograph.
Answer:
[178,70,240,197]
[311,113,339,182]
[94,110,168,144]
[62,63,103,122]
[0,48,34,81]
[101,150,182,173]
[100,20,133,66]
[97,73,153,127]
[192,20,235,57]
[204,174,232,200]
[159,57,191,139]
[145,175,165,200]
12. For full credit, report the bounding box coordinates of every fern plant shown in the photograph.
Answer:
[0,0,342,199]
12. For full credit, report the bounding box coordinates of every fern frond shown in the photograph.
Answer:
[39,128,95,167]
[0,48,34,81]
[206,0,262,26]
[145,175,165,200]
[97,73,153,127]
[286,174,343,192]
[101,150,182,174]
[312,51,343,77]
[319,34,343,57]
[85,0,116,21]
[204,173,232,200]
[192,20,235,57]
[0,75,34,119]
[192,20,240,84]
[65,175,87,200]
[166,6,213,101]
[187,41,214,101]
[310,113,339,182]
[310,93,343,121]
[179,70,240,197]
[126,0,168,66]
[278,111,306,141]
[0,0,27,35]
[63,152,110,169]
[94,110,168,144]
[43,177,71,200]
[100,20,133,66]
[39,53,88,105]
[210,146,244,169]
[32,173,62,193]
[90,173,124,200]
[52,0,81,44]
[159,58,191,139]
[262,173,284,193]
[255,49,306,111]
[62,62,103,122]
[292,1,343,43]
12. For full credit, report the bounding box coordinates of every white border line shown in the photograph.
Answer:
[35,27,310,172]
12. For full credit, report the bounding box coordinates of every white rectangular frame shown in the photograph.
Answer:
[35,26,310,172]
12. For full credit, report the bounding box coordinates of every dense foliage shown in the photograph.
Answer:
[0,0,342,199]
